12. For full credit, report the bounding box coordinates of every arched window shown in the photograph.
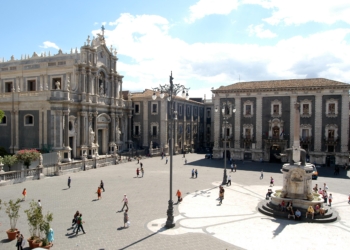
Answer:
[24,115,34,126]
[0,115,7,125]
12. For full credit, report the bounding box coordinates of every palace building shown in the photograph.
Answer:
[212,78,350,166]
[0,29,131,162]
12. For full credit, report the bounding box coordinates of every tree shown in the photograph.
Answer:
[16,149,40,169]
[0,110,4,122]
[4,199,21,231]
[2,155,17,171]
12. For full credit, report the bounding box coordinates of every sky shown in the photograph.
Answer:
[1,0,350,99]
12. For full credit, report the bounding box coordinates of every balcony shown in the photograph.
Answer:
[220,134,233,141]
[300,136,312,144]
[324,136,338,145]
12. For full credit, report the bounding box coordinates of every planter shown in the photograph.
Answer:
[28,238,42,249]
[42,242,53,249]
[6,229,18,240]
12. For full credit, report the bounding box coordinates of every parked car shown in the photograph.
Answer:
[205,154,212,159]
[312,165,318,180]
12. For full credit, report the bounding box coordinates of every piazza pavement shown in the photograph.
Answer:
[0,153,350,250]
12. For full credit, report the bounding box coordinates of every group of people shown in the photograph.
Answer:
[314,183,333,207]
[71,210,86,235]
[136,166,144,178]
[96,180,105,200]
[191,169,198,178]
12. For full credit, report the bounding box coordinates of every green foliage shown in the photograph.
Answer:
[40,144,53,153]
[0,110,4,121]
[4,199,21,230]
[2,155,17,171]
[25,200,53,239]
[16,149,40,168]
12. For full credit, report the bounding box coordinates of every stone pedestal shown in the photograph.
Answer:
[88,146,98,159]
[109,142,116,154]
[61,147,72,163]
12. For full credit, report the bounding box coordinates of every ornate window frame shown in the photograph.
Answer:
[300,99,312,118]
[151,102,158,115]
[26,78,37,92]
[221,101,233,118]
[51,75,63,90]
[133,122,141,136]
[24,114,34,126]
[325,124,338,140]
[134,102,141,115]
[300,124,312,140]
[186,105,191,117]
[271,100,282,117]
[178,104,183,116]
[243,124,254,139]
[325,98,338,118]
[221,123,232,138]
[150,122,159,136]
[243,100,254,118]
[268,118,284,139]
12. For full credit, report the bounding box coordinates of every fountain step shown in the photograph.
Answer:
[266,202,332,218]
[258,200,338,223]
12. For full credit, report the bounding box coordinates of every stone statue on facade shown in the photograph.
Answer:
[116,128,121,142]
[150,141,153,149]
[55,81,61,90]
[89,126,95,145]
[66,77,70,91]
[39,153,43,165]
[99,84,104,95]
[57,151,61,164]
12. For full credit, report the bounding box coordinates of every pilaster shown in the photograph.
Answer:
[289,95,297,148]
[314,93,323,151]
[341,92,349,152]
[256,95,262,149]
[234,96,241,148]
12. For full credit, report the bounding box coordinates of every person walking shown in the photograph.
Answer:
[195,169,198,178]
[72,210,79,227]
[234,164,237,172]
[227,175,231,186]
[100,180,105,192]
[75,214,86,235]
[140,162,143,168]
[124,209,129,228]
[141,167,144,177]
[16,231,24,250]
[323,190,328,204]
[37,200,42,211]
[136,168,140,178]
[97,186,102,200]
[47,228,54,245]
[137,157,140,164]
[270,177,274,187]
[22,188,27,201]
[120,194,129,211]
[219,186,225,204]
[166,157,168,164]
[176,189,182,203]
[68,176,71,188]
[260,170,263,180]
[230,163,234,172]
[191,169,194,178]
[328,193,333,207]
[184,158,187,164]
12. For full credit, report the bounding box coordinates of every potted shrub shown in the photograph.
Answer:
[16,149,40,169]
[4,199,21,240]
[2,154,17,171]
[40,212,53,249]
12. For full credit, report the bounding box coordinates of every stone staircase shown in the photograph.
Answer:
[258,199,338,223]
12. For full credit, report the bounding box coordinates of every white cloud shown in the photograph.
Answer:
[247,24,277,38]
[39,41,59,50]
[186,0,239,23]
[244,0,350,25]
[98,14,350,99]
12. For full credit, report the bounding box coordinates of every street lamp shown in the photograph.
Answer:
[215,102,236,185]
[152,71,189,228]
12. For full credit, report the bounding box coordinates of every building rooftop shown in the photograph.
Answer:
[213,78,350,92]
[131,89,204,104]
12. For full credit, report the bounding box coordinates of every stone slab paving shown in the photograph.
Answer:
[0,154,349,250]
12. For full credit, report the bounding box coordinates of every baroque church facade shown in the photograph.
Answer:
[0,29,131,162]
[212,79,350,166]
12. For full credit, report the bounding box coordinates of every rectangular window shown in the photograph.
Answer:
[52,78,61,90]
[302,129,309,138]
[27,80,36,91]
[328,103,335,114]
[303,104,309,114]
[245,129,251,139]
[0,116,6,124]
[194,107,197,116]
[225,106,230,115]
[206,125,210,133]
[135,126,139,135]
[152,126,157,136]
[187,106,190,116]
[25,116,33,125]
[246,105,251,115]
[152,104,157,113]
[273,105,279,114]
[206,108,211,118]
[226,128,230,136]
[328,130,334,139]
[134,104,140,114]
[5,82,13,92]
[179,105,183,115]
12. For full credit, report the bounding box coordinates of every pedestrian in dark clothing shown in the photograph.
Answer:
[16,231,24,250]
[227,175,231,186]
[141,167,144,177]
[75,214,86,235]
[124,209,129,228]
[219,186,225,204]
[166,157,168,164]
[136,168,140,178]
[234,164,237,172]
[72,210,79,226]
[100,180,105,192]
[68,176,71,188]
[140,162,143,168]
[195,169,198,178]
[191,169,194,178]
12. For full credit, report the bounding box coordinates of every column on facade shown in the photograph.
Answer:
[128,113,132,144]
[80,111,87,146]
[77,112,81,147]
[213,97,220,149]
[63,110,70,149]
[234,96,241,148]
[55,111,63,148]
[289,96,297,148]
[142,100,148,147]
[341,92,349,153]
[81,69,86,93]
[111,75,115,100]
[94,112,98,146]
[190,109,194,147]
[314,93,322,151]
[256,96,263,150]
[110,113,116,153]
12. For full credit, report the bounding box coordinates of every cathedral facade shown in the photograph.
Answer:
[0,30,131,161]
[212,78,350,165]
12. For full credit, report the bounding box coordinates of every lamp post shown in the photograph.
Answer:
[152,71,189,228]
[215,101,235,185]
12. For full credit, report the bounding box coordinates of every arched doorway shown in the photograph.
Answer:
[270,145,281,163]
